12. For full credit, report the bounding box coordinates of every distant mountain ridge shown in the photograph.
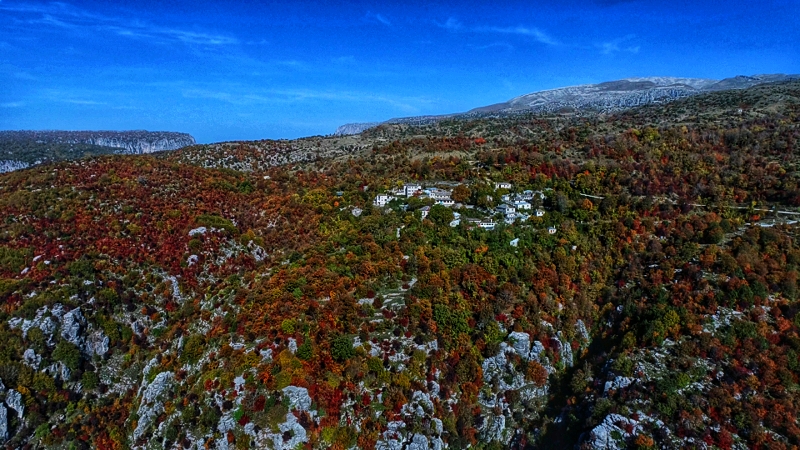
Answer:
[0,130,196,154]
[334,74,799,135]
[0,130,196,173]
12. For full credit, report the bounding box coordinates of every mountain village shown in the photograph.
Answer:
[372,182,555,234]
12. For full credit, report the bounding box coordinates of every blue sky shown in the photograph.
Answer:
[0,0,798,143]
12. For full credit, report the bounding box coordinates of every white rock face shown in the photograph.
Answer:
[508,331,531,358]
[11,305,59,340]
[479,413,507,442]
[604,376,634,394]
[0,404,7,442]
[588,414,642,450]
[376,421,407,450]
[188,227,207,236]
[5,390,23,419]
[287,338,298,354]
[217,413,236,435]
[576,319,590,341]
[23,348,41,369]
[333,122,380,136]
[60,308,86,347]
[558,332,574,367]
[85,330,110,356]
[0,160,29,173]
[282,386,311,411]
[376,424,445,450]
[133,372,174,441]
[266,413,308,450]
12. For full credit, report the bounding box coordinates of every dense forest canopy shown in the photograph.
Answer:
[0,81,799,449]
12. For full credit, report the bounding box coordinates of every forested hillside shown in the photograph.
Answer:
[0,81,799,449]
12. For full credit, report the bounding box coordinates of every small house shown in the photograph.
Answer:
[496,204,516,215]
[513,200,532,210]
[548,226,557,234]
[479,220,496,230]
[495,182,512,190]
[535,209,545,217]
[419,206,431,219]
[404,184,422,197]
[374,194,394,207]
[510,238,520,247]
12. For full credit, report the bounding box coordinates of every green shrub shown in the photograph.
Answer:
[52,341,81,371]
[195,214,239,235]
[182,334,206,364]
[330,335,355,362]
[0,247,27,273]
[296,340,313,360]
[81,371,99,390]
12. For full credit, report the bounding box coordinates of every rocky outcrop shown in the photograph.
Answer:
[0,404,7,443]
[0,160,30,173]
[23,349,41,369]
[60,308,86,347]
[282,386,312,411]
[133,371,174,441]
[0,130,196,155]
[5,390,23,420]
[334,122,381,136]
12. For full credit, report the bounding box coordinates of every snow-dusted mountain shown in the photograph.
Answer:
[334,74,799,134]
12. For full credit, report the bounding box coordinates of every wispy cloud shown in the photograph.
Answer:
[0,1,238,47]
[472,42,515,51]
[478,26,558,46]
[437,17,558,46]
[366,12,391,27]
[438,17,463,32]
[1,102,25,108]
[182,86,431,113]
[598,35,640,54]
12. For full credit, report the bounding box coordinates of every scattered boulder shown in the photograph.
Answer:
[60,309,86,347]
[282,386,311,411]
[266,413,307,450]
[0,404,7,443]
[508,331,531,358]
[133,372,174,441]
[5,390,23,419]
[85,330,110,356]
[23,348,41,369]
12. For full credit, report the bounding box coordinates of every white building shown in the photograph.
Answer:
[403,184,422,197]
[513,200,532,210]
[496,204,516,215]
[374,194,395,207]
[495,182,512,190]
[548,226,557,234]
[479,220,496,230]
[436,198,455,207]
[419,206,431,219]
[521,190,547,201]
[535,209,545,217]
[450,212,462,228]
[426,188,452,201]
[510,238,520,247]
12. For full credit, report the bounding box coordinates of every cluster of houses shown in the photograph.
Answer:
[373,183,455,208]
[372,181,556,234]
[495,190,547,225]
